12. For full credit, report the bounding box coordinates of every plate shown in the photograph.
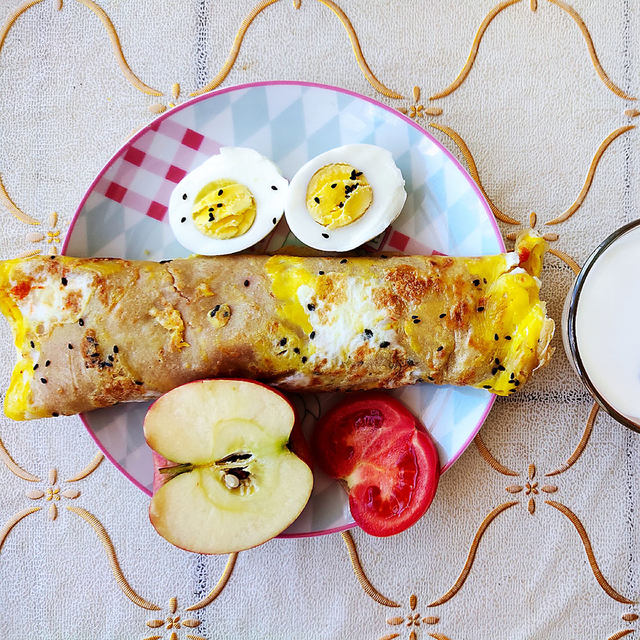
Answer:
[63,81,504,537]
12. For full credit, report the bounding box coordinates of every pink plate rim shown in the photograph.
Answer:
[63,79,502,539]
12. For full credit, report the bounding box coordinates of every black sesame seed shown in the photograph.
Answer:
[340,258,347,264]
[505,335,512,340]
[209,207,214,212]
[102,361,113,368]
[307,303,315,311]
[322,233,329,239]
[438,313,445,319]
[61,277,68,286]
[217,203,223,208]
[491,367,498,375]
[338,202,344,208]
[30,340,35,348]
[68,344,73,350]
[498,365,506,371]
[356,171,363,177]
[494,334,499,341]
[272,218,277,225]
[510,372,515,379]
[210,304,220,317]
[301,356,308,363]
[412,315,418,319]
[495,358,500,364]
[209,213,214,221]
[483,278,487,284]
[279,337,287,346]
[45,360,50,367]
[514,380,520,386]
[477,306,485,312]
[180,217,186,223]
[244,280,250,287]
[222,311,229,317]
[427,375,435,381]
[309,331,316,340]
[33,364,38,370]
[293,347,300,354]
[113,345,119,353]
[108,354,114,362]
[380,341,390,348]
[52,412,59,417]
[413,318,421,324]
[271,185,278,190]
[318,270,325,275]
[50,255,56,259]
[314,197,320,204]
[483,385,491,389]
[182,193,187,200]
[381,255,388,259]
[218,189,223,196]
[350,170,357,180]
[40,378,47,384]
[407,359,415,366]
[277,350,287,356]
[364,329,373,338]
[331,183,337,188]
[437,346,443,352]
[86,337,96,343]
[134,380,143,385]
[473,279,480,286]
[159,259,172,264]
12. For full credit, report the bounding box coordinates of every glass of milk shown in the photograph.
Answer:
[562,219,640,432]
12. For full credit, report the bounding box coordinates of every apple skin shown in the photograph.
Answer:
[151,451,173,493]
[145,378,313,554]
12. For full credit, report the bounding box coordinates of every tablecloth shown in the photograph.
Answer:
[0,1,639,638]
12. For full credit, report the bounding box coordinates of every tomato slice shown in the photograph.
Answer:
[313,393,440,537]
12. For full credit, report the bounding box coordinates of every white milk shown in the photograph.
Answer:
[574,224,640,424]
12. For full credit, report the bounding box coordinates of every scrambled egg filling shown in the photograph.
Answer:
[192,179,256,240]
[265,256,399,371]
[463,241,548,396]
[305,163,373,229]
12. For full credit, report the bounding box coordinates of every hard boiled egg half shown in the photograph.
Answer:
[284,144,406,252]
[169,147,288,255]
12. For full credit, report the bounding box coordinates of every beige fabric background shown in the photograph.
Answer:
[0,1,638,638]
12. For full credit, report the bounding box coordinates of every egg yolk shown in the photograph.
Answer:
[306,163,373,229]
[192,179,256,239]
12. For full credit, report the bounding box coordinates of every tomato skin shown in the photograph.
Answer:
[313,393,440,537]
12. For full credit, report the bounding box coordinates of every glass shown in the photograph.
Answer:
[562,218,640,433]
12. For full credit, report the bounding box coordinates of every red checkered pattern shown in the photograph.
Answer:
[385,229,438,256]
[95,121,221,223]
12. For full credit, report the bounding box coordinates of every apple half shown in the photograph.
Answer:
[144,379,313,554]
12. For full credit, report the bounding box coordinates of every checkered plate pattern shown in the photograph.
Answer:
[64,81,503,536]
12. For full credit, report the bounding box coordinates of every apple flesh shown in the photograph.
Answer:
[144,379,313,554]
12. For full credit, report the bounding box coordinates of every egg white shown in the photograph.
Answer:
[284,144,407,252]
[169,147,288,256]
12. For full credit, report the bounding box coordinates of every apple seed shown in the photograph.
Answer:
[224,473,241,489]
